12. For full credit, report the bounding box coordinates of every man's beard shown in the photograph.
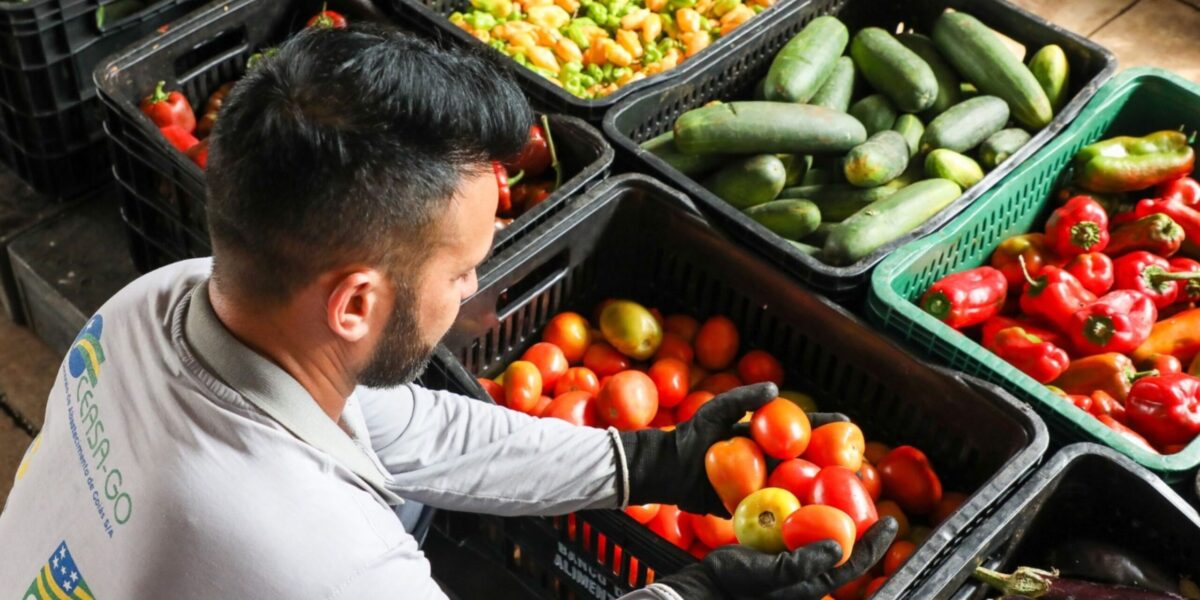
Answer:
[357,286,437,388]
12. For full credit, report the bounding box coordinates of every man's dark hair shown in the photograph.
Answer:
[207,24,531,302]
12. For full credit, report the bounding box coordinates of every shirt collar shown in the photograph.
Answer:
[183,280,402,506]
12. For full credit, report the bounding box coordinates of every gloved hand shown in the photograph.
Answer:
[653,517,898,600]
[619,383,849,516]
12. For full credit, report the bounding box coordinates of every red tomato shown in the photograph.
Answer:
[932,491,967,524]
[688,364,709,390]
[875,500,910,541]
[624,503,660,524]
[554,366,600,397]
[687,542,709,560]
[782,504,857,565]
[732,487,801,553]
[503,361,543,414]
[694,316,740,371]
[690,513,737,548]
[864,441,891,466]
[478,378,505,405]
[699,372,743,394]
[664,314,701,343]
[597,371,659,430]
[649,409,676,429]
[834,573,872,600]
[675,391,715,423]
[804,423,866,472]
[808,466,879,540]
[883,540,916,575]
[737,350,785,386]
[877,446,943,516]
[648,358,690,408]
[544,391,597,426]
[584,342,632,377]
[705,437,767,514]
[648,505,694,550]
[767,458,821,501]
[542,312,591,363]
[858,463,882,501]
[864,576,888,598]
[751,398,812,460]
[655,333,695,364]
[532,395,553,417]
[522,342,569,390]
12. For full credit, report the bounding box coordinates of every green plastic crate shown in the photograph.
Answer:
[867,68,1200,483]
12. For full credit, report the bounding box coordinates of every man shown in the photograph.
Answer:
[0,25,893,599]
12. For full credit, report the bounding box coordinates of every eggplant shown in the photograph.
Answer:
[974,566,1186,600]
[1045,538,1179,593]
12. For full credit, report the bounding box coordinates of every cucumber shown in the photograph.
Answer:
[779,182,900,222]
[850,28,939,113]
[979,128,1031,169]
[764,16,849,103]
[849,94,898,136]
[843,131,910,188]
[744,199,822,240]
[802,166,836,186]
[810,56,856,113]
[892,158,926,188]
[787,240,822,256]
[892,114,924,157]
[674,102,867,155]
[778,154,809,187]
[823,179,963,265]
[932,11,1054,129]
[925,149,984,189]
[804,222,838,246]
[896,32,961,117]
[704,154,787,209]
[960,82,980,99]
[920,95,1010,154]
[753,77,768,100]
[641,131,725,177]
[1029,44,1069,112]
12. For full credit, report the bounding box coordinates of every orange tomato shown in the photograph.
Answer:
[864,441,891,466]
[624,503,660,524]
[858,463,882,501]
[675,391,715,423]
[694,315,740,370]
[647,504,694,550]
[533,395,554,416]
[877,446,943,516]
[554,366,600,397]
[584,342,632,377]
[875,500,910,541]
[544,391,597,426]
[737,350,785,386]
[883,540,916,575]
[750,397,812,460]
[597,371,659,430]
[781,505,857,565]
[503,361,543,414]
[699,371,742,394]
[689,513,738,548]
[664,314,701,343]
[522,342,569,390]
[705,437,767,514]
[648,358,690,408]
[478,378,505,405]
[542,312,591,363]
[804,422,865,472]
[655,333,695,364]
[932,491,967,524]
[864,576,888,598]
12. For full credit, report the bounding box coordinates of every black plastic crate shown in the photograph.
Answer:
[916,443,1200,600]
[603,0,1117,305]
[431,173,1049,599]
[95,0,613,272]
[0,162,81,323]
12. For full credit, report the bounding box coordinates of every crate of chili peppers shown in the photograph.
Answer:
[911,443,1200,600]
[0,0,210,198]
[602,0,1116,305]
[431,173,1048,599]
[868,68,1200,483]
[93,0,612,273]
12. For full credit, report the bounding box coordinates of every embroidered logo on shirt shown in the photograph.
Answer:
[23,541,95,600]
[68,316,105,387]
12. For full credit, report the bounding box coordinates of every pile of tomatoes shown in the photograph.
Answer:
[479,299,966,599]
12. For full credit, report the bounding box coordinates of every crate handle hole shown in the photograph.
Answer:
[174,27,250,85]
[495,250,571,321]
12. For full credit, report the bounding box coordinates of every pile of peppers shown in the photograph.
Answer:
[493,115,563,232]
[920,129,1200,454]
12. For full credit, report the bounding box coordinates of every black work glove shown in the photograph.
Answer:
[655,517,898,600]
[620,383,849,516]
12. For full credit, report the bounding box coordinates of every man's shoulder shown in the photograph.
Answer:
[103,257,212,315]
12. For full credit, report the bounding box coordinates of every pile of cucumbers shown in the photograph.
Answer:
[642,10,1071,266]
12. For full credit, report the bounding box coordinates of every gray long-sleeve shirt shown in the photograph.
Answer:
[0,258,679,599]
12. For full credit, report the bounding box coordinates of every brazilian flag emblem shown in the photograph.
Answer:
[68,315,105,386]
[24,541,95,599]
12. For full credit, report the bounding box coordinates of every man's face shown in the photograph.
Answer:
[357,168,497,387]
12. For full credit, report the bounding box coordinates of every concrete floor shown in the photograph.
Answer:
[1,1,1200,508]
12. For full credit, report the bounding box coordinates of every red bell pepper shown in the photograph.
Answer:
[985,327,1070,383]
[159,124,199,153]
[1019,260,1097,331]
[494,161,524,215]
[512,181,555,213]
[1140,353,1183,376]
[919,267,1007,329]
[1135,195,1200,249]
[1066,290,1157,356]
[1064,252,1114,296]
[140,81,195,133]
[1088,390,1127,424]
[1051,352,1156,402]
[1169,257,1200,304]
[1113,251,1200,309]
[187,139,208,170]
[505,124,552,178]
[1096,414,1158,453]
[1156,176,1200,207]
[1105,213,1185,258]
[307,4,348,28]
[1068,394,1092,412]
[980,315,1069,350]
[1045,195,1110,257]
[989,233,1061,290]
[1126,372,1200,448]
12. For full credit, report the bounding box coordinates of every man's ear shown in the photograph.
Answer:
[326,269,386,343]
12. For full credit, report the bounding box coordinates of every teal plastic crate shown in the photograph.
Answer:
[867,68,1200,483]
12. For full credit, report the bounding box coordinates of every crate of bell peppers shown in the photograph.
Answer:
[869,68,1200,482]
[433,174,1047,599]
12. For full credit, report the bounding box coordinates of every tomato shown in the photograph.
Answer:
[877,446,943,516]
[648,504,694,550]
[699,372,743,394]
[675,391,715,423]
[750,397,812,460]
[834,573,872,600]
[864,576,888,598]
[624,503,660,525]
[694,316,740,370]
[808,466,879,540]
[655,333,695,364]
[597,371,659,430]
[781,504,856,565]
[804,422,866,472]
[705,437,767,514]
[648,358,690,408]
[648,409,676,429]
[858,463,882,501]
[875,500,910,541]
[544,391,597,426]
[732,487,800,553]
[600,300,663,360]
[780,389,819,413]
[584,342,632,377]
[688,364,709,390]
[864,441,891,466]
[687,542,709,560]
[932,491,967,524]
[767,458,821,501]
[664,314,701,343]
[737,350,785,386]
[690,513,738,548]
[883,540,916,575]
[532,395,553,416]
[478,378,505,405]
[554,366,600,397]
[522,343,569,390]
[542,312,591,364]
[503,361,543,413]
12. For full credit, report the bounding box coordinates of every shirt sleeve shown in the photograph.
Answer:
[356,384,628,516]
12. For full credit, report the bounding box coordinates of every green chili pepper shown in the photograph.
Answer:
[1074,130,1196,193]
[643,46,663,63]
[489,38,508,52]
[586,63,603,79]
[465,12,497,31]
[751,4,764,12]
[512,53,529,66]
[586,3,608,23]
